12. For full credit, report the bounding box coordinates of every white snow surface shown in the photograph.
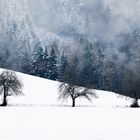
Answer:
[0,68,140,140]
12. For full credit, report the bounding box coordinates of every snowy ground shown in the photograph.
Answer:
[0,68,140,140]
[0,107,140,140]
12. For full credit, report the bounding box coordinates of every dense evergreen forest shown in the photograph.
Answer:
[0,31,140,101]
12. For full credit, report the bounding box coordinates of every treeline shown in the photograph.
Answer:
[22,41,66,81]
[19,35,140,103]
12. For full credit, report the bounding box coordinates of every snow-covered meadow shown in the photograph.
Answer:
[0,69,140,140]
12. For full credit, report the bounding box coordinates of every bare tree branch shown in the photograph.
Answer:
[0,70,23,106]
[58,82,97,107]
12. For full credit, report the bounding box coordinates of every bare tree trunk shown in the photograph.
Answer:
[72,98,75,107]
[2,95,7,106]
[131,98,139,108]
[1,88,8,106]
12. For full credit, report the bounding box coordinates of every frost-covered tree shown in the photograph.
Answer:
[58,83,97,107]
[48,47,58,80]
[81,43,97,87]
[62,55,80,84]
[21,52,32,74]
[43,47,49,78]
[59,51,68,81]
[31,40,45,77]
[0,71,23,106]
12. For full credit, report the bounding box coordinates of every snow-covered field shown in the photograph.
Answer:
[0,69,140,140]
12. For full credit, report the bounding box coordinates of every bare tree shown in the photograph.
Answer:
[58,83,97,107]
[0,70,23,106]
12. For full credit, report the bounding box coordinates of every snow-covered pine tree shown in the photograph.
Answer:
[43,47,49,78]
[31,39,45,77]
[21,52,32,74]
[47,47,58,80]
[59,51,68,81]
[81,43,97,88]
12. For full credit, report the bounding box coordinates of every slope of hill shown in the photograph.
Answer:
[0,69,140,140]
[0,68,132,107]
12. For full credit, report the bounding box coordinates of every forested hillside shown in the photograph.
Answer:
[0,0,139,99]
